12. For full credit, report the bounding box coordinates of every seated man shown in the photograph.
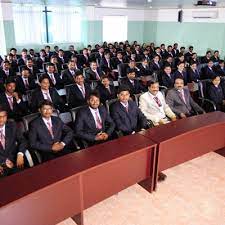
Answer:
[74,91,115,147]
[67,70,91,108]
[45,62,64,90]
[96,75,116,104]
[85,61,103,81]
[0,106,27,177]
[166,78,205,118]
[29,100,73,162]
[62,60,80,85]
[16,67,37,97]
[139,58,152,77]
[0,77,27,121]
[208,75,225,112]
[30,75,65,113]
[25,58,40,79]
[174,61,188,85]
[121,68,145,97]
[201,59,216,80]
[160,64,175,88]
[111,85,147,135]
[139,81,176,126]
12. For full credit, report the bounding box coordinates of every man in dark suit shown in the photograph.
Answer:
[214,60,225,77]
[211,50,220,63]
[150,55,161,72]
[0,77,27,121]
[36,49,48,70]
[85,61,103,81]
[96,75,116,104]
[62,60,80,85]
[187,61,200,83]
[0,106,27,177]
[110,86,147,135]
[30,75,65,113]
[67,70,91,108]
[139,58,152,77]
[121,68,144,96]
[57,49,68,67]
[99,52,114,75]
[172,43,179,57]
[184,46,194,62]
[29,100,73,162]
[17,49,28,67]
[201,60,216,80]
[161,65,174,88]
[16,67,37,97]
[174,61,188,85]
[208,75,225,112]
[45,62,64,90]
[25,58,40,79]
[74,91,115,146]
[95,47,105,63]
[201,50,212,64]
[112,51,125,69]
[166,78,205,118]
[79,48,90,67]
[0,60,16,93]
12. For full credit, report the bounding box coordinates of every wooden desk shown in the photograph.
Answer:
[140,111,225,190]
[0,133,156,225]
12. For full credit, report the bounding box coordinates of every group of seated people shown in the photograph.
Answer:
[0,41,225,178]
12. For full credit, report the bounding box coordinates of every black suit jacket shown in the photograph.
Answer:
[30,87,65,113]
[208,84,225,110]
[79,55,90,67]
[121,78,144,96]
[201,66,216,80]
[62,69,80,85]
[161,72,175,88]
[150,62,161,72]
[74,105,115,142]
[17,58,26,67]
[138,64,152,76]
[29,116,73,152]
[96,84,117,104]
[214,66,225,77]
[174,70,188,85]
[0,69,16,93]
[100,58,114,73]
[111,100,147,134]
[16,75,37,95]
[67,83,91,108]
[46,73,64,90]
[0,93,27,120]
[187,68,200,83]
[35,57,48,70]
[85,68,103,81]
[0,121,27,164]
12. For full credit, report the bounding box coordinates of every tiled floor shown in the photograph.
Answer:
[57,152,225,225]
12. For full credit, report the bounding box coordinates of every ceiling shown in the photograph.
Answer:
[0,0,224,9]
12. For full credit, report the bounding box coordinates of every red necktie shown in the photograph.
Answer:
[7,96,14,110]
[95,111,102,130]
[0,129,5,149]
[46,121,54,138]
[80,86,85,98]
[179,90,186,104]
[24,79,29,89]
[154,96,162,107]
[125,105,129,112]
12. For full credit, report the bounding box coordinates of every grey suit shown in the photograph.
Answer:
[166,87,204,116]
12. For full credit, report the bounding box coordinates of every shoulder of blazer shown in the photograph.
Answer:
[5,121,16,130]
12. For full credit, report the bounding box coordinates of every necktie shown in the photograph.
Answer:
[44,92,52,102]
[153,96,162,107]
[0,129,5,149]
[80,86,85,98]
[71,70,75,76]
[7,96,14,110]
[5,70,9,76]
[125,105,129,112]
[179,90,186,104]
[24,79,29,89]
[49,74,56,85]
[95,111,102,130]
[107,86,111,94]
[107,60,110,68]
[46,121,54,138]
[95,70,100,80]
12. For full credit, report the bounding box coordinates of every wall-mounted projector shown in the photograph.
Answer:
[196,1,217,6]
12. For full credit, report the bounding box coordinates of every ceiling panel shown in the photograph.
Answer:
[0,0,223,9]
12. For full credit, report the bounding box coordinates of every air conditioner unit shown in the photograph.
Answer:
[192,10,218,18]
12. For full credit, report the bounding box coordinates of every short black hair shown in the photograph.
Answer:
[38,100,54,109]
[75,70,83,77]
[177,61,185,66]
[126,68,136,75]
[5,77,16,85]
[88,90,100,100]
[46,62,55,67]
[117,85,130,94]
[211,75,220,80]
[10,48,17,52]
[39,74,50,83]
[147,80,159,87]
